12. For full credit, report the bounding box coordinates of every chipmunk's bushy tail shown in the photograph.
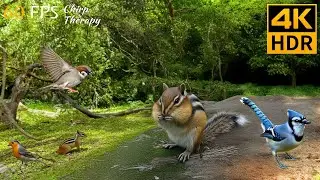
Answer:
[203,112,248,145]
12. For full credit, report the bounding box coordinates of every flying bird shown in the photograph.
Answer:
[40,46,92,93]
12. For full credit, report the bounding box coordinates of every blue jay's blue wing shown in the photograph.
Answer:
[260,127,286,141]
[240,97,274,129]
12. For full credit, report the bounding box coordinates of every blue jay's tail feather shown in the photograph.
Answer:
[240,97,273,129]
[203,112,248,145]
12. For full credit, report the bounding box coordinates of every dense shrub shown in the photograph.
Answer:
[131,77,244,102]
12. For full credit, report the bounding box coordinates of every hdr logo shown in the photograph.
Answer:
[267,4,317,54]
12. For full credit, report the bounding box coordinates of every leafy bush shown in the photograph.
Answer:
[131,77,244,102]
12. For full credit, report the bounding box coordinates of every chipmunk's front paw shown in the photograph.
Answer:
[163,143,177,149]
[158,115,173,121]
[178,150,192,162]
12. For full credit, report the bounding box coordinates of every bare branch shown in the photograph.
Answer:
[57,91,105,118]
[8,66,52,82]
[100,107,151,117]
[56,91,151,119]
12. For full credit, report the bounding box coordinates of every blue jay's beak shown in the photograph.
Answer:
[302,119,311,124]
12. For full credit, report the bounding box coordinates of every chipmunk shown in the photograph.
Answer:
[56,130,86,155]
[152,83,247,162]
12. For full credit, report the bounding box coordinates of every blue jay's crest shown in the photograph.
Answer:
[287,109,310,124]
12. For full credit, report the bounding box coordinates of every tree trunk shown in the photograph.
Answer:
[152,59,158,98]
[218,56,223,82]
[211,65,215,81]
[0,45,7,100]
[166,0,174,20]
[291,71,296,88]
[0,63,43,139]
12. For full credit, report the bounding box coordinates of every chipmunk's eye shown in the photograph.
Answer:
[173,96,180,105]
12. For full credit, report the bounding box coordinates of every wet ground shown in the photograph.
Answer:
[63,96,320,180]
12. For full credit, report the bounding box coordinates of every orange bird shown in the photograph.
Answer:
[8,140,51,167]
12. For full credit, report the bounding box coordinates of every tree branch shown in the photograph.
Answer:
[56,91,151,119]
[100,107,151,117]
[57,91,105,118]
[0,45,7,100]
[8,66,52,82]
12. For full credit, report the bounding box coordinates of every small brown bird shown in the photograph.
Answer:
[40,46,92,93]
[56,130,86,155]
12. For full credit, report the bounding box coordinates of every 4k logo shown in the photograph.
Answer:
[267,4,317,54]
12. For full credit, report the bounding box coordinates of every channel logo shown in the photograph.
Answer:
[3,4,25,20]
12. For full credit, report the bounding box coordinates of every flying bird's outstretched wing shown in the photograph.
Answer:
[41,46,74,82]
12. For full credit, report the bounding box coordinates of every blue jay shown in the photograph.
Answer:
[240,97,310,169]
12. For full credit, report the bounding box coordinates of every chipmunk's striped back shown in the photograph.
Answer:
[62,131,85,145]
[56,130,86,155]
[188,94,205,115]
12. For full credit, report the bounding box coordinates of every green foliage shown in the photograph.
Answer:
[241,83,320,97]
[0,0,319,107]
[130,77,243,101]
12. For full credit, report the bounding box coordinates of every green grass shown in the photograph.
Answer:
[240,83,320,97]
[0,101,155,179]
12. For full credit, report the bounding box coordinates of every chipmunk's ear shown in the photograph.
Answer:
[163,83,169,91]
[179,83,187,95]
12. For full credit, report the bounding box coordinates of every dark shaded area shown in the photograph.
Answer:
[224,58,320,85]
